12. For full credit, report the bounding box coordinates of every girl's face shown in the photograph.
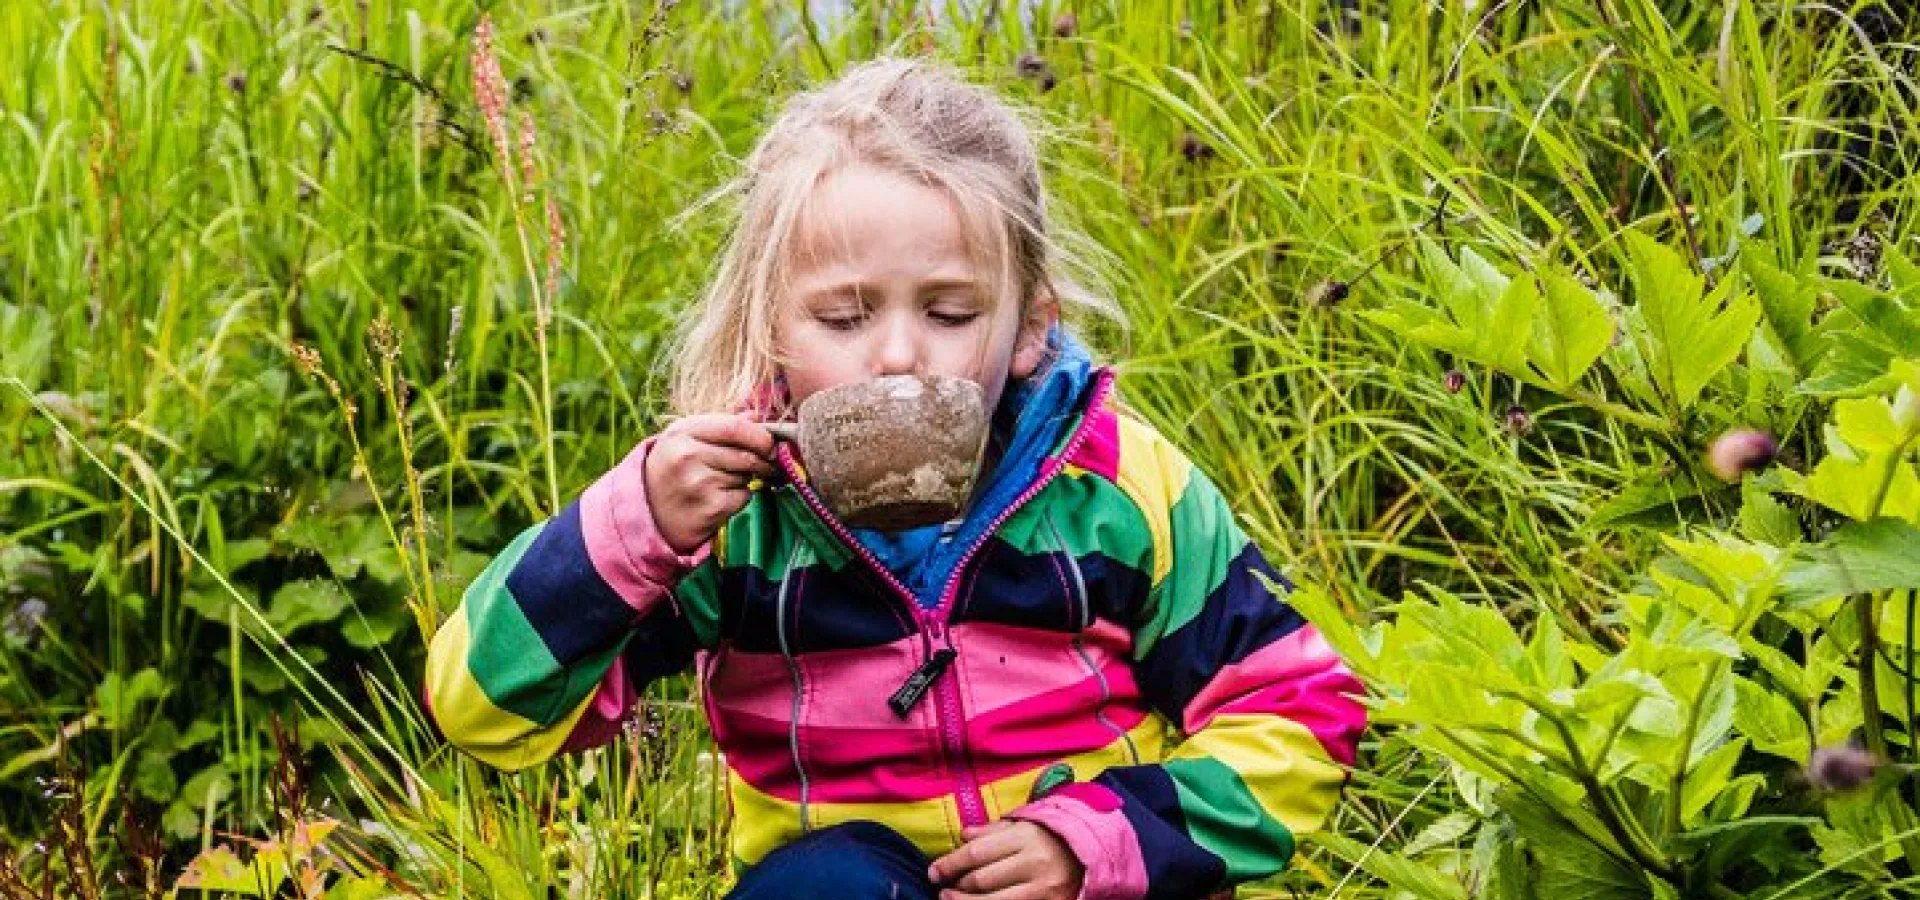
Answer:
[774,164,1056,417]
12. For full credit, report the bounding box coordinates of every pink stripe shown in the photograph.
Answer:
[717,712,947,802]
[1181,626,1365,766]
[1064,405,1121,481]
[962,650,1149,770]
[1008,786,1150,900]
[707,637,929,730]
[559,656,638,753]
[578,438,708,617]
[949,621,1135,717]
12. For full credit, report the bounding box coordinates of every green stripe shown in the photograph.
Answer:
[1000,475,1154,572]
[465,524,624,724]
[675,488,869,646]
[1138,469,1250,657]
[1165,756,1296,880]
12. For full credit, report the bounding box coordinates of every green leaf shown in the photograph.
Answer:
[1621,230,1763,411]
[1733,676,1808,761]
[1800,283,1920,396]
[0,302,55,391]
[341,603,410,649]
[1306,833,1470,900]
[1500,788,1651,900]
[1738,483,1803,547]
[267,579,350,635]
[1527,267,1614,390]
[1588,471,1720,532]
[96,668,168,730]
[1678,738,1746,826]
[1740,247,1822,374]
[1780,519,1920,607]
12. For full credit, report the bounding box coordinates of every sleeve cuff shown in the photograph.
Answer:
[1007,785,1149,900]
[579,437,709,614]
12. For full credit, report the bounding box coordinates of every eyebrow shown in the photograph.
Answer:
[799,277,984,300]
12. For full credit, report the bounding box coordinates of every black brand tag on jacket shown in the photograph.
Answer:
[888,648,957,719]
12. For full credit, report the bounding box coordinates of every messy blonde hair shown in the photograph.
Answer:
[664,56,1122,416]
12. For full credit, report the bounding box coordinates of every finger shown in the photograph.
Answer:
[929,834,1017,884]
[694,444,777,478]
[949,855,1028,895]
[711,412,779,458]
[940,884,1046,900]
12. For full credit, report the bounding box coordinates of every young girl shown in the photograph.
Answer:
[425,57,1364,900]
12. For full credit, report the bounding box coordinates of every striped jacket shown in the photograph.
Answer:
[425,365,1366,899]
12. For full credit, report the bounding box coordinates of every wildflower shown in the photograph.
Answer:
[1179,132,1214,163]
[1052,11,1079,37]
[671,70,694,95]
[1808,743,1878,793]
[1444,369,1466,394]
[1504,404,1532,436]
[1705,428,1777,482]
[1304,279,1348,307]
[3,598,47,643]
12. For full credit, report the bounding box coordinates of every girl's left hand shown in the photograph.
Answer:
[927,820,1084,900]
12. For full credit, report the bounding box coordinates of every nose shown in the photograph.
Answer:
[872,311,921,377]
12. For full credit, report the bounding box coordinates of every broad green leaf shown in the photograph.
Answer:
[1622,230,1762,411]
[1732,676,1808,761]
[1780,519,1920,606]
[1588,471,1720,532]
[1678,737,1747,827]
[1740,247,1822,373]
[1738,484,1803,547]
[1791,447,1920,525]
[1306,833,1470,900]
[268,579,350,635]
[1800,282,1920,396]
[174,845,279,897]
[1527,267,1614,390]
[1499,788,1651,900]
[96,667,168,730]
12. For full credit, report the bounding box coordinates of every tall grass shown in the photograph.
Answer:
[1,0,1913,896]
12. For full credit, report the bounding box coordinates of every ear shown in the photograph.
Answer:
[1009,293,1061,379]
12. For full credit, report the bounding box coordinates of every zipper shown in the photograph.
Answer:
[771,370,1118,828]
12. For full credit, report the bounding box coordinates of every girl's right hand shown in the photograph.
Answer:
[643,413,779,555]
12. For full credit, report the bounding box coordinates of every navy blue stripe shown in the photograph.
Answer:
[1135,545,1304,723]
[954,539,1148,632]
[720,564,917,654]
[1094,765,1227,899]
[505,500,640,664]
[620,606,701,686]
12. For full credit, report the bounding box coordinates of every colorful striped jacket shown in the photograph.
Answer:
[424,365,1366,899]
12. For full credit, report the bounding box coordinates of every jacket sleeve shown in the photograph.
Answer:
[423,437,711,771]
[1008,427,1366,900]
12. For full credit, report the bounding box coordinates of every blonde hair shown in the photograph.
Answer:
[664,56,1122,417]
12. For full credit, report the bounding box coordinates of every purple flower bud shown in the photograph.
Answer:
[1016,52,1049,79]
[3,598,47,643]
[1444,369,1466,394]
[1052,11,1079,38]
[1705,428,1778,482]
[225,71,247,94]
[1504,404,1532,436]
[1808,743,1878,793]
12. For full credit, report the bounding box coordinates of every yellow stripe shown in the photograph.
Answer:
[726,772,963,864]
[424,605,597,771]
[1170,713,1345,835]
[978,713,1174,818]
[726,715,1177,864]
[1112,415,1190,590]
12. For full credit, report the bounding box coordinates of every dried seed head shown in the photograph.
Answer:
[1304,279,1348,307]
[1504,404,1532,436]
[671,70,693,95]
[1705,428,1778,482]
[225,71,247,94]
[1444,369,1466,394]
[1016,52,1050,79]
[1808,743,1879,793]
[1052,11,1079,37]
[291,343,323,376]
[1180,132,1214,163]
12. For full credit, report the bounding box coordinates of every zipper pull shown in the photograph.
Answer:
[888,648,957,719]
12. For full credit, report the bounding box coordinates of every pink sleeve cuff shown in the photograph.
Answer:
[578,437,709,617]
[1007,784,1150,900]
